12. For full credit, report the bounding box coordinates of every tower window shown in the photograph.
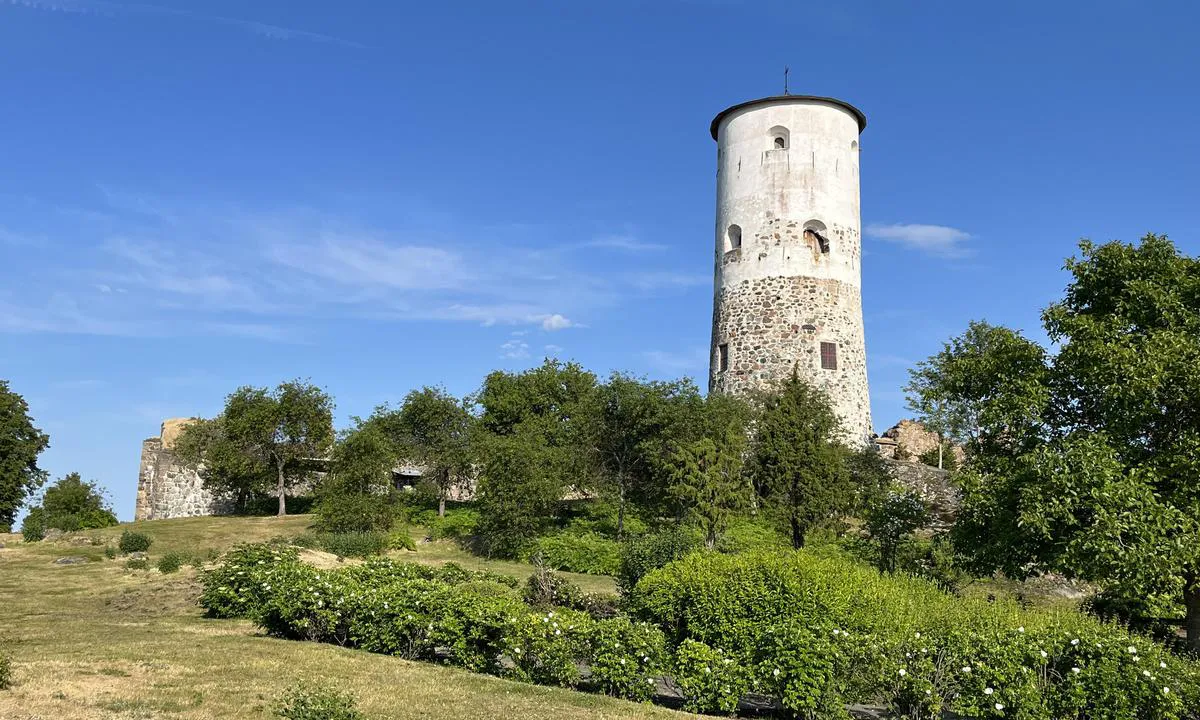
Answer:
[718,343,729,372]
[820,342,838,370]
[804,220,831,254]
[726,224,742,252]
[768,125,789,150]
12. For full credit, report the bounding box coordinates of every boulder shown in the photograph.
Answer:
[54,556,89,565]
[127,551,149,561]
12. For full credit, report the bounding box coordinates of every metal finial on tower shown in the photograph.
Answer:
[783,66,790,95]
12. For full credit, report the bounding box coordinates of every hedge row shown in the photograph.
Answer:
[200,544,664,701]
[629,550,1200,719]
[200,543,1200,718]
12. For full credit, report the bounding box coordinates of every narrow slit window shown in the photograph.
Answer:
[820,342,838,370]
[718,343,729,372]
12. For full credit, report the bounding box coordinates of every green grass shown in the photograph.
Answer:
[0,516,683,720]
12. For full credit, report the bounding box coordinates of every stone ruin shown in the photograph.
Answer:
[135,418,234,521]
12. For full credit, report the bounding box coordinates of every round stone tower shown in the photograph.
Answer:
[708,94,872,445]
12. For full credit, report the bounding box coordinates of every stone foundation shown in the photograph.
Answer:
[135,430,234,521]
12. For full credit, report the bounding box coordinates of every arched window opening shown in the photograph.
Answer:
[726,224,742,252]
[768,125,790,151]
[804,219,830,254]
[851,140,859,151]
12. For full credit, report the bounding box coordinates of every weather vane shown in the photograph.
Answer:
[784,66,790,95]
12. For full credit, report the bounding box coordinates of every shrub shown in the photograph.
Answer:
[616,526,697,595]
[630,550,1200,718]
[118,531,152,554]
[274,682,363,720]
[414,507,479,540]
[103,545,117,559]
[714,518,787,554]
[585,616,667,701]
[125,558,149,570]
[298,532,389,559]
[20,507,45,542]
[672,639,748,714]
[199,543,300,618]
[157,552,187,574]
[0,653,11,690]
[388,530,417,552]
[524,562,585,609]
[505,607,592,687]
[313,492,399,533]
[531,533,620,575]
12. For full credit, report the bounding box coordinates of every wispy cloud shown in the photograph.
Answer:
[865,223,973,259]
[539,314,574,331]
[544,344,564,355]
[3,0,366,47]
[583,234,666,253]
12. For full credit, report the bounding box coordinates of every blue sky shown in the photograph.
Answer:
[2,0,1197,520]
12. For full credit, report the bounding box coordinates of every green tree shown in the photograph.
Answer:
[582,373,701,537]
[903,320,1050,466]
[314,420,400,533]
[474,429,562,557]
[385,387,475,517]
[23,472,118,535]
[176,380,334,516]
[0,380,50,532]
[471,359,597,551]
[750,371,850,549]
[863,488,930,574]
[916,235,1200,651]
[667,427,749,550]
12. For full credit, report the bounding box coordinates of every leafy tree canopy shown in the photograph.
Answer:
[911,235,1200,650]
[0,380,50,532]
[22,472,118,538]
[176,379,334,516]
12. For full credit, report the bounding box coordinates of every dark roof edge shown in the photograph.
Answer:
[710,95,867,140]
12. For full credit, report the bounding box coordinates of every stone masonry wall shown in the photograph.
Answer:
[711,272,872,445]
[135,420,233,521]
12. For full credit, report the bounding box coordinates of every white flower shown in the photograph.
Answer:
[1160,661,1167,669]
[1143,670,1151,677]
[1128,646,1137,654]
[555,629,561,636]
[1040,650,1048,658]
[925,689,932,696]
[773,668,781,677]
[832,629,840,636]
[1017,626,1025,633]
[1071,638,1079,645]
[898,669,907,677]
[961,666,972,673]
[995,703,1005,711]
[619,658,624,664]
[1163,687,1170,694]
[984,687,994,695]
[915,632,922,639]
[1071,667,1080,674]
[703,666,710,673]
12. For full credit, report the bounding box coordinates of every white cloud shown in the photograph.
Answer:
[865,223,973,258]
[540,313,574,331]
[544,344,564,355]
[500,339,530,359]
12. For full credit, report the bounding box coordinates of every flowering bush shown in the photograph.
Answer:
[198,542,300,618]
[585,615,667,701]
[274,682,363,720]
[505,608,592,687]
[672,639,748,714]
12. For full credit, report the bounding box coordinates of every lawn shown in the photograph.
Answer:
[0,516,681,720]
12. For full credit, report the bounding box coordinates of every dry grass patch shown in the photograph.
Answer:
[0,516,688,720]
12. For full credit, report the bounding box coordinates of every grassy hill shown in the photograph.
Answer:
[0,516,688,720]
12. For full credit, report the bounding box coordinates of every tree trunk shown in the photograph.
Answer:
[438,493,446,518]
[1185,576,1200,653]
[276,460,287,517]
[790,516,805,549]
[938,441,944,470]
